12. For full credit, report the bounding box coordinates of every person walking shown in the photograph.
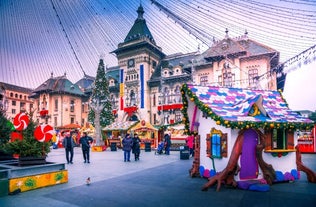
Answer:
[122,133,133,162]
[164,132,171,155]
[132,133,141,161]
[62,131,76,164]
[186,135,194,157]
[79,132,93,163]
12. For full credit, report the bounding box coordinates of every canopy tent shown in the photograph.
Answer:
[56,123,81,130]
[102,121,138,132]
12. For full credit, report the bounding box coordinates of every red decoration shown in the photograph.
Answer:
[141,120,146,126]
[11,131,23,141]
[124,106,138,116]
[13,113,29,131]
[39,110,49,117]
[157,103,183,111]
[34,124,54,142]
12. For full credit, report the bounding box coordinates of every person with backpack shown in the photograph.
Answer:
[132,133,141,161]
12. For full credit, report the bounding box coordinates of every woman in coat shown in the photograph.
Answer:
[132,134,141,161]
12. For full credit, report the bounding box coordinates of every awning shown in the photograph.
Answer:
[56,123,81,130]
[130,120,158,132]
[103,121,138,131]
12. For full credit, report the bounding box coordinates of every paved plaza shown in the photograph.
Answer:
[1,147,316,207]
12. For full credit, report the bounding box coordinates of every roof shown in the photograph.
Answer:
[181,84,314,130]
[75,74,95,92]
[203,32,278,61]
[0,82,33,93]
[130,120,158,132]
[124,5,155,44]
[103,121,138,131]
[30,74,85,97]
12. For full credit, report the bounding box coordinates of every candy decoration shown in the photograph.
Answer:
[34,124,54,142]
[13,113,29,131]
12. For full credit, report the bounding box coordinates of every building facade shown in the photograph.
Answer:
[0,82,34,121]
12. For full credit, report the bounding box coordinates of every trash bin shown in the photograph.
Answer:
[110,142,117,151]
[180,146,190,160]
[145,142,151,152]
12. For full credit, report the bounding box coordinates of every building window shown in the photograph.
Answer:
[200,76,208,86]
[15,94,18,98]
[175,111,182,122]
[70,100,75,112]
[54,99,58,111]
[206,128,228,158]
[219,63,235,87]
[10,92,13,97]
[20,102,25,110]
[70,117,75,124]
[54,117,57,127]
[152,94,156,107]
[12,100,16,106]
[12,109,16,114]
[264,129,294,151]
[248,68,258,86]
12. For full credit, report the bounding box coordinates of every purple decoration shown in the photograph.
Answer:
[284,172,294,181]
[203,169,210,178]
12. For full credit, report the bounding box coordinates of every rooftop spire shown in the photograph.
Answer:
[137,4,144,20]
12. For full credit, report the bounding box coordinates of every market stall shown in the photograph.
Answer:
[297,125,316,153]
[56,123,82,147]
[130,120,158,149]
[167,124,189,150]
[103,121,138,150]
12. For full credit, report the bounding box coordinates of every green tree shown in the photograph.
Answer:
[309,111,316,123]
[88,58,114,127]
[0,110,13,159]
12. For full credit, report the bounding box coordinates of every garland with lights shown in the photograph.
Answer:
[180,84,314,135]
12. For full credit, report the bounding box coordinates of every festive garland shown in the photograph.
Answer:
[180,84,314,135]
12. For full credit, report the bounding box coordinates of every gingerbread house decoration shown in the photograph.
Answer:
[181,84,315,191]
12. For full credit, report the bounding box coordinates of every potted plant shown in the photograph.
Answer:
[3,112,51,166]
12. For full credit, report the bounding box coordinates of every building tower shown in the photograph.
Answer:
[111,4,165,123]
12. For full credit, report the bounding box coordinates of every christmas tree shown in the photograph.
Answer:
[3,111,51,158]
[88,58,114,145]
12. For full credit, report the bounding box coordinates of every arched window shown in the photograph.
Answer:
[130,90,136,106]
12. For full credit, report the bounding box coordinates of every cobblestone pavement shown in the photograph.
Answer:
[1,147,316,207]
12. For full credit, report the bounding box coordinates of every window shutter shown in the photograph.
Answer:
[221,133,228,157]
[265,130,272,150]
[287,131,294,150]
[206,133,211,157]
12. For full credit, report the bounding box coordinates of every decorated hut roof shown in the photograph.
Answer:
[102,121,138,131]
[181,84,314,131]
[130,120,158,132]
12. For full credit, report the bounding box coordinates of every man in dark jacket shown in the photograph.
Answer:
[79,132,93,163]
[164,132,171,155]
[62,131,76,164]
[122,133,133,162]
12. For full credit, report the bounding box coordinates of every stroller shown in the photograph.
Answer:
[155,141,165,155]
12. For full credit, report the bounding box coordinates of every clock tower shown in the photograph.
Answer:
[111,4,165,123]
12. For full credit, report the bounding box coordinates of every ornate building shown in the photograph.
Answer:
[107,5,279,127]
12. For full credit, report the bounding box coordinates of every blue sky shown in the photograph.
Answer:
[0,0,315,110]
